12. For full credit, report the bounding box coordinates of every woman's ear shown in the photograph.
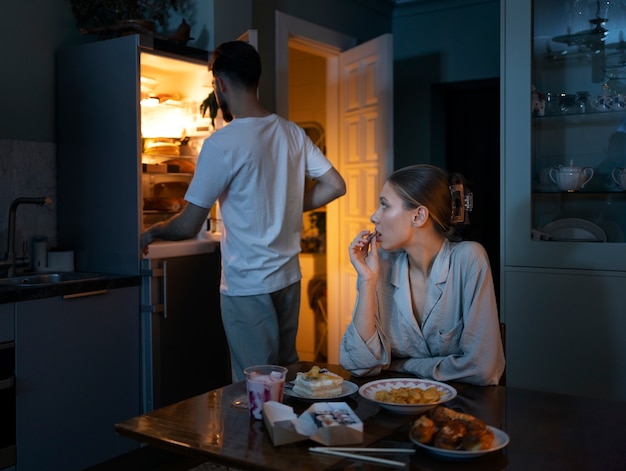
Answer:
[412,206,429,226]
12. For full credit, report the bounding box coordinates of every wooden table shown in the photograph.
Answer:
[115,362,626,470]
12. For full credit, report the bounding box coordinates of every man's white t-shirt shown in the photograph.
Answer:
[185,113,333,296]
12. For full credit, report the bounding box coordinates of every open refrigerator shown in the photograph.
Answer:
[57,35,230,412]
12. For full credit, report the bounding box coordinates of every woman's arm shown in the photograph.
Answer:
[339,231,390,376]
[348,230,380,341]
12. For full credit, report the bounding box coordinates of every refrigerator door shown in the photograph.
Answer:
[57,34,213,276]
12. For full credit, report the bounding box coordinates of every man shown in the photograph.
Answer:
[141,41,346,381]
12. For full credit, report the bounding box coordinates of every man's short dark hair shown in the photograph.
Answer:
[210,41,261,89]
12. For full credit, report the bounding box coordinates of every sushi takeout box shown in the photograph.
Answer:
[262,401,363,446]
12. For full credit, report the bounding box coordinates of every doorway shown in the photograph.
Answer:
[277,13,393,364]
[432,78,501,307]
[289,46,329,362]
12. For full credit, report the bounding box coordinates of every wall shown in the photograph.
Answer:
[391,0,500,169]
[244,0,499,169]
[288,49,327,128]
[0,140,57,258]
[249,0,393,114]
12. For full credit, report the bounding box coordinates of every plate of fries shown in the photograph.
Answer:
[358,378,456,415]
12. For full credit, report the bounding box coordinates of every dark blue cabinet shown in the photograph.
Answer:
[15,286,140,470]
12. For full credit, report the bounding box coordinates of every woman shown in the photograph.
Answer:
[339,164,505,386]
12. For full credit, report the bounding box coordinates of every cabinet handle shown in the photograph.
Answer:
[0,376,14,390]
[62,289,108,299]
[163,261,168,319]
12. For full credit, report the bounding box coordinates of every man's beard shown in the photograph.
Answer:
[215,89,233,122]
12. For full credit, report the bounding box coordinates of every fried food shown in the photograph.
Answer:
[411,415,436,444]
[433,421,467,450]
[374,386,442,404]
[410,406,495,451]
[463,424,495,451]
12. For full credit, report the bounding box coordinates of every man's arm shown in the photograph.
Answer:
[303,167,346,211]
[141,202,210,253]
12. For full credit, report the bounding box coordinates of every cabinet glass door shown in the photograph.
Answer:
[531,0,626,244]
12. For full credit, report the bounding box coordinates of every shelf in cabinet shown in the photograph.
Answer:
[532,190,626,197]
[533,110,626,127]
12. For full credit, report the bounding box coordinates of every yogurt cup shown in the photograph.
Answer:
[244,365,288,420]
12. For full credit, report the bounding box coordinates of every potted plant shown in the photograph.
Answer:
[68,0,188,37]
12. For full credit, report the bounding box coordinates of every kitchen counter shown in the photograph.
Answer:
[0,273,141,303]
[143,232,220,259]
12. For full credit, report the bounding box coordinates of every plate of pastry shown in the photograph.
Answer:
[358,378,456,414]
[409,405,510,460]
[283,366,358,401]
[283,381,359,401]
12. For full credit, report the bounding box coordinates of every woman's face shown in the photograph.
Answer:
[370,181,416,251]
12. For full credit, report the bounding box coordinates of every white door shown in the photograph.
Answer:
[326,34,394,363]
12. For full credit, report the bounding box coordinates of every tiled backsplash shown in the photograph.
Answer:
[0,139,57,270]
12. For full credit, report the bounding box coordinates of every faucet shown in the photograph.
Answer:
[5,196,52,277]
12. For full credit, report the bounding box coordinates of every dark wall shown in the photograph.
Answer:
[249,0,393,114]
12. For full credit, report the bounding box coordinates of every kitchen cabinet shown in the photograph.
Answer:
[0,303,15,471]
[0,304,12,344]
[141,250,230,411]
[502,0,626,401]
[14,286,140,471]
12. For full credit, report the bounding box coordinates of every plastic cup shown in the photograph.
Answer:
[244,365,288,420]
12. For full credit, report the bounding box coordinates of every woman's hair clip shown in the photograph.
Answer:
[450,183,473,224]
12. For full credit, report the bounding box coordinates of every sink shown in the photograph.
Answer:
[0,272,104,286]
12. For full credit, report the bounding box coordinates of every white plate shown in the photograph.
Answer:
[283,380,359,401]
[358,378,457,415]
[410,425,510,461]
[541,218,607,242]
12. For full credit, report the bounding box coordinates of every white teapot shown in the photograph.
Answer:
[549,165,594,192]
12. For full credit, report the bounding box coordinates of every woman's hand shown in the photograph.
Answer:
[349,230,380,281]
[348,230,380,342]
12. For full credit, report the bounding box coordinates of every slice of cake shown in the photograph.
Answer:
[292,366,344,398]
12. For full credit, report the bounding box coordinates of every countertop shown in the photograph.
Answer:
[143,232,220,259]
[0,273,141,303]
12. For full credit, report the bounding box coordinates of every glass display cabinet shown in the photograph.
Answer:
[531,0,626,244]
[502,0,626,402]
[504,0,626,271]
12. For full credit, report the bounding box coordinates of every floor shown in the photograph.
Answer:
[84,446,242,471]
